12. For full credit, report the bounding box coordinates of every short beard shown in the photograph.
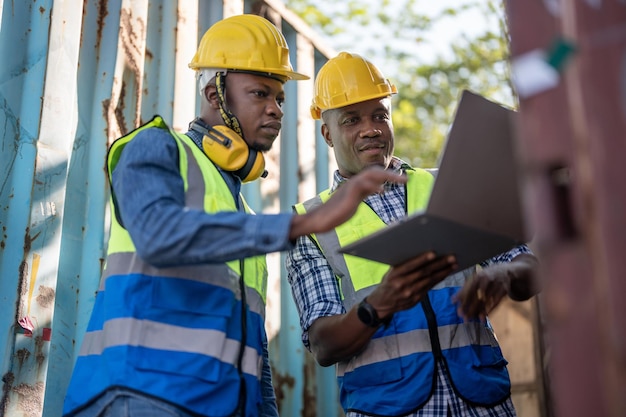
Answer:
[251,142,271,153]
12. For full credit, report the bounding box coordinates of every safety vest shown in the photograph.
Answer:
[63,116,268,417]
[294,168,511,416]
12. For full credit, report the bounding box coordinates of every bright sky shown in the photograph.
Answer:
[310,0,500,78]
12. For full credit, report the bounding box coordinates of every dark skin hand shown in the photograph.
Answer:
[454,253,540,321]
[308,251,458,367]
[289,166,406,240]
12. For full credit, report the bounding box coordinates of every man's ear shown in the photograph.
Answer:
[204,84,220,109]
[321,124,333,147]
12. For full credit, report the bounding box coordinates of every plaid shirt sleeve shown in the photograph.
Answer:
[285,233,346,350]
[481,243,533,266]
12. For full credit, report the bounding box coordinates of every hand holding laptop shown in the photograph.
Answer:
[339,90,527,270]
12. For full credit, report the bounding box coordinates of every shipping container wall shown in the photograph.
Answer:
[0,0,338,416]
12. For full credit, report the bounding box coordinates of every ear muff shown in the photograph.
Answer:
[233,147,267,183]
[189,119,268,182]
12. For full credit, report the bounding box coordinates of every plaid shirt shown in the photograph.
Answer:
[286,157,527,416]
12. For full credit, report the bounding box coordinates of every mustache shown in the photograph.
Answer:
[358,140,386,151]
[262,121,282,131]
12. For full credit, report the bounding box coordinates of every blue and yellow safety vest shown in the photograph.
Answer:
[63,116,268,417]
[295,168,511,416]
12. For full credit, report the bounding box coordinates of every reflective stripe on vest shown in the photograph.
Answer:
[79,317,262,378]
[64,116,267,417]
[336,320,498,377]
[295,168,510,414]
[99,251,266,320]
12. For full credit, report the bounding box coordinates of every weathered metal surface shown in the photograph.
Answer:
[1,1,59,416]
[507,1,626,416]
[0,0,339,416]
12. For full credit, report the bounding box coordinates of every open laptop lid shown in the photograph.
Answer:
[338,90,526,268]
[426,90,525,241]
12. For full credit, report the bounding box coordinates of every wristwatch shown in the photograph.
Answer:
[357,298,389,328]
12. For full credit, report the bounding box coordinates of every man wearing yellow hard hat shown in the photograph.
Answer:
[286,52,539,417]
[63,17,406,417]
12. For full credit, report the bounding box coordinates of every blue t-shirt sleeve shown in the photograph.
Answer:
[112,127,294,267]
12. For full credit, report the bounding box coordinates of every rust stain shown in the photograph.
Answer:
[1,372,15,415]
[23,227,41,253]
[95,0,109,53]
[272,368,295,410]
[34,336,46,372]
[36,352,46,374]
[35,285,55,309]
[119,8,144,75]
[303,357,316,417]
[102,98,111,141]
[114,80,128,135]
[22,227,31,253]
[18,261,28,295]
[13,381,44,417]
[15,349,30,369]
[17,260,29,325]
[118,6,146,133]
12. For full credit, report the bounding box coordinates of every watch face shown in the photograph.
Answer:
[357,305,372,325]
[357,300,378,327]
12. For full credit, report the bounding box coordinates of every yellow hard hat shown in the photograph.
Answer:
[189,14,309,81]
[311,52,397,119]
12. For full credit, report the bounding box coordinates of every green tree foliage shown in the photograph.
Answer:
[285,0,515,168]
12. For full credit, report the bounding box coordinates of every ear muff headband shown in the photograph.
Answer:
[189,119,267,182]
[215,71,244,137]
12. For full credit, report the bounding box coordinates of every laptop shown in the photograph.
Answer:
[338,90,527,270]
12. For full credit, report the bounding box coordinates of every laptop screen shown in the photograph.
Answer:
[426,90,525,242]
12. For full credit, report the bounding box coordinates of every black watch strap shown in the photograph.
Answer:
[357,298,390,328]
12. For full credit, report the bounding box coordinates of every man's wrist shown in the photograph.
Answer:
[357,298,393,328]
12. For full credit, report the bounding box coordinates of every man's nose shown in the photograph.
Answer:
[268,100,284,118]
[361,124,382,137]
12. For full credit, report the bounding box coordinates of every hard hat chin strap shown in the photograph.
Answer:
[215,71,245,139]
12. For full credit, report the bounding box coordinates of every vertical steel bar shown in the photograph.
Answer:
[313,53,331,193]
[276,25,306,417]
[0,2,53,415]
[36,1,84,415]
[47,2,123,416]
[142,0,176,123]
